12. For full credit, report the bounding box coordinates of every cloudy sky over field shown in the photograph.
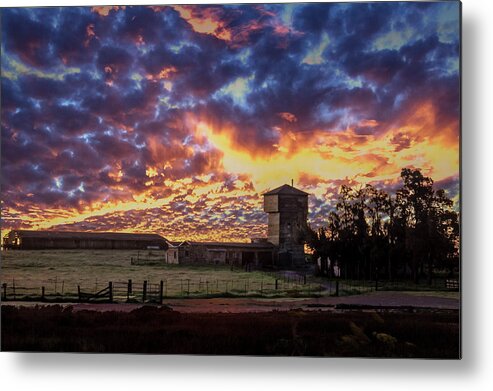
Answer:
[1,2,460,241]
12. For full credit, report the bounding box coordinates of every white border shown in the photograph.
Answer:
[1,0,493,390]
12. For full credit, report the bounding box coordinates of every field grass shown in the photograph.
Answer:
[0,250,318,299]
[1,250,457,301]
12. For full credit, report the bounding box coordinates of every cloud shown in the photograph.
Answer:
[278,112,298,123]
[1,3,460,238]
[172,5,233,42]
[92,6,126,17]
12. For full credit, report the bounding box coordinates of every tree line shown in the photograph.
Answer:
[306,168,460,284]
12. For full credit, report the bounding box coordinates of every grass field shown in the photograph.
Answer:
[0,250,320,299]
[1,250,457,301]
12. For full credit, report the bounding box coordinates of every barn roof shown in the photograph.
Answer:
[263,184,309,196]
[184,241,275,249]
[13,230,167,242]
[166,240,182,247]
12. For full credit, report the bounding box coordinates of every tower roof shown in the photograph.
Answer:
[263,184,309,196]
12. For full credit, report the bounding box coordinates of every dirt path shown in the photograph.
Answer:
[3,291,459,313]
[163,291,459,313]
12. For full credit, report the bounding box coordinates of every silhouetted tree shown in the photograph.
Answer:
[306,212,340,277]
[307,168,459,285]
[398,168,459,284]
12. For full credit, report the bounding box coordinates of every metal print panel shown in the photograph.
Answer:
[0,1,461,358]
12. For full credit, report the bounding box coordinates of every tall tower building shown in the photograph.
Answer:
[263,184,309,267]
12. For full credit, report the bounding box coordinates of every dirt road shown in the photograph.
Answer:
[3,291,459,313]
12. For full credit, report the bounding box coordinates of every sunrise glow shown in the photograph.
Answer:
[1,3,460,241]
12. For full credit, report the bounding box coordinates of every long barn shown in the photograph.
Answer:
[2,230,168,250]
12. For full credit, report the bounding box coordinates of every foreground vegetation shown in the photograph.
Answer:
[1,305,460,358]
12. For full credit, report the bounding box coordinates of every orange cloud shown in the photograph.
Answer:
[278,112,298,123]
[172,5,232,42]
[171,5,298,48]
[188,98,458,195]
[84,24,97,48]
[359,119,379,127]
[91,6,126,17]
[146,66,177,81]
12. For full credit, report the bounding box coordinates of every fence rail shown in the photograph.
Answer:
[2,278,331,303]
[77,284,113,303]
[1,276,457,304]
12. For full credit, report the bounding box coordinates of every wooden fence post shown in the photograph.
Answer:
[2,283,7,301]
[275,279,279,290]
[127,279,132,301]
[142,280,147,302]
[303,274,307,285]
[159,280,164,305]
[41,286,45,301]
[77,285,81,302]
[335,280,339,297]
[109,282,113,303]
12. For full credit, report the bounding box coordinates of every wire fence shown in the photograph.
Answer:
[0,278,370,303]
[1,275,458,303]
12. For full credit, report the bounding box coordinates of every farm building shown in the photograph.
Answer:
[2,230,168,250]
[176,240,276,267]
[165,184,309,268]
[165,241,181,264]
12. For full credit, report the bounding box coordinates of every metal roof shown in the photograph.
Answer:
[262,184,309,196]
[12,230,167,242]
[184,241,275,249]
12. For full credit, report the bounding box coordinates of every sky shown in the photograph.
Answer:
[1,2,460,242]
